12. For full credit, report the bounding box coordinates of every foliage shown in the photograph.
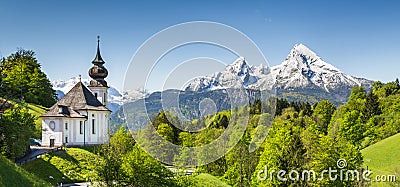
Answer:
[0,107,35,160]
[361,91,381,123]
[312,100,336,134]
[96,127,135,186]
[121,144,175,186]
[252,110,307,186]
[96,127,182,186]
[252,108,363,186]
[336,110,365,147]
[0,49,56,107]
[330,79,400,148]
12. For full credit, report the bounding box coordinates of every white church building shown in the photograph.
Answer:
[41,37,111,147]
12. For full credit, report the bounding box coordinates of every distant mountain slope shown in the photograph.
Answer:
[112,89,236,132]
[51,77,147,112]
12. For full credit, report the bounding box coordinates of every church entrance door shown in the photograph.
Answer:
[50,139,55,147]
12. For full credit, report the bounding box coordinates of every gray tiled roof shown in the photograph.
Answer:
[41,82,109,118]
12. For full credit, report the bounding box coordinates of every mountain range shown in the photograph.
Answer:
[51,77,147,113]
[186,44,372,94]
[52,44,373,130]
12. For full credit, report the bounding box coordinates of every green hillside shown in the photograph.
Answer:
[194,173,230,187]
[23,148,101,185]
[26,103,47,138]
[362,133,400,186]
[0,155,50,187]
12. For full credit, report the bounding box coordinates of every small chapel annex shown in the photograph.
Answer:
[41,37,111,147]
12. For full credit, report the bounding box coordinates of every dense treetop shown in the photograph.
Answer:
[0,49,56,107]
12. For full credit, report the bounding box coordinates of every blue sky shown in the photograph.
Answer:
[0,0,399,91]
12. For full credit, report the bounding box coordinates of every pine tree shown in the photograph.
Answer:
[312,100,336,134]
[361,91,381,123]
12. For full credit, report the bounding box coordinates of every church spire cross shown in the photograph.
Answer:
[92,35,105,65]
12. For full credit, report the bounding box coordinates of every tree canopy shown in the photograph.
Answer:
[0,49,56,107]
[0,107,35,161]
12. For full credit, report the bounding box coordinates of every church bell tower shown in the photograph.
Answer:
[88,36,109,106]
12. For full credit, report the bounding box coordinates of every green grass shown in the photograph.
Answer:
[0,155,50,187]
[362,133,400,186]
[193,173,231,187]
[22,148,101,185]
[26,103,47,139]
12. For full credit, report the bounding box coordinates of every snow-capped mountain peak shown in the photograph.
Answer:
[274,44,362,91]
[225,56,249,75]
[290,43,319,61]
[281,43,339,72]
[185,44,372,93]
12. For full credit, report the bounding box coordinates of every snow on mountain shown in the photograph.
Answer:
[185,44,372,93]
[185,57,273,92]
[51,77,147,112]
[272,44,363,91]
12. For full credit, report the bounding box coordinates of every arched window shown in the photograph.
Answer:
[49,121,55,130]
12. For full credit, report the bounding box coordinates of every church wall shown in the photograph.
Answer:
[64,118,87,146]
[85,110,110,144]
[41,117,64,147]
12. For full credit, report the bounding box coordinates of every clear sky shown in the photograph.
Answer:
[1,0,399,91]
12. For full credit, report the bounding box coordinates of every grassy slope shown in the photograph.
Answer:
[22,147,230,186]
[362,133,400,186]
[0,155,50,187]
[194,173,230,187]
[26,103,47,139]
[22,148,101,185]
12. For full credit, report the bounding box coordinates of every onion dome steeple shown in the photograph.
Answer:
[88,36,108,87]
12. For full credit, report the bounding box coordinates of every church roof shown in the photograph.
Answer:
[41,82,109,118]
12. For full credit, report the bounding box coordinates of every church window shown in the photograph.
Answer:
[92,119,95,134]
[65,122,68,130]
[49,121,55,130]
[80,121,83,134]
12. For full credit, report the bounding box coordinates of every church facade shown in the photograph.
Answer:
[41,37,111,147]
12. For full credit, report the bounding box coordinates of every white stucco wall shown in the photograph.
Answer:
[41,110,110,147]
[42,118,63,147]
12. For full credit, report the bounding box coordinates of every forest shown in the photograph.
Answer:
[99,79,400,186]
